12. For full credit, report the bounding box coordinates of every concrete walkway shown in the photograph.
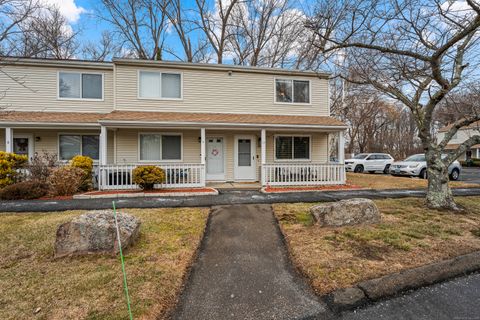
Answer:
[2,188,480,212]
[173,204,329,320]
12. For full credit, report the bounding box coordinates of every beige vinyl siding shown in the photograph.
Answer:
[0,130,5,151]
[115,65,329,116]
[0,65,113,113]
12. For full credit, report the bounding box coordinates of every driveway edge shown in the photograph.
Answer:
[325,251,480,313]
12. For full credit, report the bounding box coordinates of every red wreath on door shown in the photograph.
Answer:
[211,148,219,156]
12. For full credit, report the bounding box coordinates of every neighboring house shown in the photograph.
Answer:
[438,121,480,161]
[0,57,347,190]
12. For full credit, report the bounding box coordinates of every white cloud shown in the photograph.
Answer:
[41,0,86,23]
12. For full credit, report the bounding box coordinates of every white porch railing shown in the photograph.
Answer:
[97,163,205,190]
[262,163,345,186]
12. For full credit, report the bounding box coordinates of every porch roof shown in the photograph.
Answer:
[445,143,480,150]
[0,111,102,127]
[99,111,347,130]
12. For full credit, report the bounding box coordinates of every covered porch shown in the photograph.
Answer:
[1,111,347,190]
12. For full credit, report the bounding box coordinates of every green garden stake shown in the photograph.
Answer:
[112,201,133,320]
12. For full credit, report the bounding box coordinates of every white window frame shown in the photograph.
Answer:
[57,71,105,101]
[137,70,183,101]
[57,133,100,162]
[138,132,183,162]
[273,77,311,105]
[274,134,312,162]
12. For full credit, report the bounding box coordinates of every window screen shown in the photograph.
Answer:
[82,74,103,99]
[162,73,181,98]
[162,135,181,160]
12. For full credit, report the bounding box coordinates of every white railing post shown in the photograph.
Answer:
[200,128,206,187]
[5,127,13,153]
[99,126,108,190]
[261,129,267,186]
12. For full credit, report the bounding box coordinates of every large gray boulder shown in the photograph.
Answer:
[310,198,380,227]
[54,210,141,258]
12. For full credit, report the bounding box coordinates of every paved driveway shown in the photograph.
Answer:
[339,272,480,320]
[459,167,480,184]
[173,204,329,320]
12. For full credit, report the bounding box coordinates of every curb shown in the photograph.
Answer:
[73,190,219,199]
[325,251,480,313]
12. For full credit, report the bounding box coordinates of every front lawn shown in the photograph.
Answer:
[0,208,209,319]
[346,172,475,189]
[273,197,480,295]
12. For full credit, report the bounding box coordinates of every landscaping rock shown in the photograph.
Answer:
[329,287,366,311]
[54,210,140,258]
[310,198,381,227]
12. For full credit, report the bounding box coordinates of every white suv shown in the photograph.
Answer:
[345,153,395,174]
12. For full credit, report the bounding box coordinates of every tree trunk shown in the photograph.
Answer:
[425,153,462,211]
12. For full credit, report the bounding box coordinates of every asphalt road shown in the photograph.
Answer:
[339,272,480,320]
[459,167,480,184]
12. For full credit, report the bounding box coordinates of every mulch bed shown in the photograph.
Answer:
[82,188,217,196]
[264,184,362,193]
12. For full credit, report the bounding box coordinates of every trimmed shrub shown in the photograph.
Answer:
[0,152,28,188]
[28,152,58,182]
[132,166,165,190]
[0,180,48,200]
[70,155,94,191]
[48,166,85,196]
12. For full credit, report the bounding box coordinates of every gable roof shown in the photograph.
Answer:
[438,120,480,132]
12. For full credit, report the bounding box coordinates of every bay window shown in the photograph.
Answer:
[275,136,310,160]
[275,79,310,104]
[139,133,182,161]
[139,71,182,99]
[59,134,99,160]
[59,72,103,100]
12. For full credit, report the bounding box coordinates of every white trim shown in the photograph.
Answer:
[234,134,257,181]
[57,132,101,161]
[273,77,312,105]
[99,119,347,130]
[206,135,227,181]
[137,132,183,162]
[5,127,13,153]
[273,134,312,162]
[12,133,34,160]
[137,69,183,101]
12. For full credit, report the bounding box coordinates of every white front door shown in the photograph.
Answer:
[206,137,225,180]
[234,135,256,181]
[13,134,34,160]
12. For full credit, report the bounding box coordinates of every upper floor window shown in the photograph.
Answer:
[275,79,310,104]
[139,71,182,99]
[58,72,103,100]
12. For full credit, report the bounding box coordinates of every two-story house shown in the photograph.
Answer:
[0,57,347,190]
[438,121,480,161]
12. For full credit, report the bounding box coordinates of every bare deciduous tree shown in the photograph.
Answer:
[81,31,120,61]
[99,0,168,60]
[308,0,480,210]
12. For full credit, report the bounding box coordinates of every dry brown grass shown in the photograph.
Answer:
[273,197,480,295]
[0,208,209,320]
[346,172,475,189]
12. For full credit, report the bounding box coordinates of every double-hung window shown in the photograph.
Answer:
[275,136,310,160]
[139,133,182,161]
[275,79,310,104]
[139,71,182,99]
[59,134,99,160]
[58,72,103,100]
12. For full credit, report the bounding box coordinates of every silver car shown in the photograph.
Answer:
[390,154,461,180]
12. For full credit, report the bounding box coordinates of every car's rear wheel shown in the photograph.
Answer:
[419,168,427,179]
[449,168,460,181]
[354,165,364,173]
[383,164,391,174]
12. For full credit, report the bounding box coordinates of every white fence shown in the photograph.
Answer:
[262,163,345,186]
[97,163,205,190]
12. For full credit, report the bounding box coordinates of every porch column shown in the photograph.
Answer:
[338,130,346,184]
[5,127,13,153]
[99,126,107,165]
[338,130,345,163]
[200,128,206,186]
[261,129,267,185]
[477,148,480,159]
